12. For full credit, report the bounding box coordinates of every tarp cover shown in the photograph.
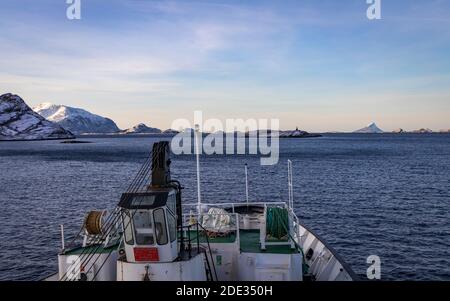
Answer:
[201,208,233,233]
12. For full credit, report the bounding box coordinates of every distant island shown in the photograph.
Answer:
[1,93,448,141]
[411,128,433,134]
[119,123,162,134]
[279,127,322,138]
[352,123,445,134]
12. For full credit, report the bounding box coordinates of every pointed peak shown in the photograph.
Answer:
[33,102,59,110]
[354,122,384,133]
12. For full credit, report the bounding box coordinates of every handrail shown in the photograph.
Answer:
[196,222,219,281]
[183,201,288,211]
[179,222,219,281]
[184,201,288,206]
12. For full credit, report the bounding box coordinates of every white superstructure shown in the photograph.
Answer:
[44,141,357,282]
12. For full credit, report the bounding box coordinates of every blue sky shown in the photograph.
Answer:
[0,0,449,131]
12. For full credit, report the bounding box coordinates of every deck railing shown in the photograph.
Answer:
[183,201,289,213]
[183,201,302,252]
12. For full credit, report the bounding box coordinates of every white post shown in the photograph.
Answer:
[288,160,293,210]
[245,164,249,206]
[287,161,291,209]
[195,124,202,214]
[60,224,65,250]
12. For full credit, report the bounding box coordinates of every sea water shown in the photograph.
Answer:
[0,133,449,280]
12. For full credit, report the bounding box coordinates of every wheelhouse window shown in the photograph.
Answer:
[133,210,154,245]
[166,193,176,215]
[167,211,177,242]
[153,208,168,245]
[122,210,134,245]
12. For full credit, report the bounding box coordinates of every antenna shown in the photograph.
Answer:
[245,164,249,206]
[287,160,293,209]
[195,124,202,214]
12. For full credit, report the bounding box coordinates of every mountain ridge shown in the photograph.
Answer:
[33,103,120,134]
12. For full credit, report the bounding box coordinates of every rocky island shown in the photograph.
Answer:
[120,123,162,134]
[0,93,74,141]
[279,127,322,138]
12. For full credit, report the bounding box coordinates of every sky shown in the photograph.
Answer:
[0,0,449,132]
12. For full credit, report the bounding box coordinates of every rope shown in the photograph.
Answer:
[266,207,288,239]
[266,207,310,275]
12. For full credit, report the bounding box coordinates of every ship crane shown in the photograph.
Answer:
[116,141,212,280]
[57,141,214,281]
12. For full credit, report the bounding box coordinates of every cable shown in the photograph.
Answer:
[85,143,166,280]
[60,146,157,281]
[73,148,156,280]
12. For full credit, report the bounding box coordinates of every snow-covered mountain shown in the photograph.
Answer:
[33,103,120,134]
[121,123,161,134]
[354,122,384,133]
[0,93,74,141]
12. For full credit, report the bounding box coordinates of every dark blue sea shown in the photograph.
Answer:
[0,133,449,280]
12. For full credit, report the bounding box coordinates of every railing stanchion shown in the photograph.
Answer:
[196,218,200,252]
[188,225,192,259]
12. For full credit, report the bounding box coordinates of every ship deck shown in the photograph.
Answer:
[63,243,119,255]
[188,229,299,254]
[239,230,298,254]
[63,229,297,257]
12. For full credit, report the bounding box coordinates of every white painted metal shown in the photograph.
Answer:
[207,241,239,281]
[245,164,249,205]
[194,124,202,214]
[287,160,294,210]
[46,200,356,282]
[117,254,207,281]
[237,253,303,281]
[60,224,65,250]
[298,223,354,281]
[184,201,356,281]
[123,207,178,263]
[57,251,118,281]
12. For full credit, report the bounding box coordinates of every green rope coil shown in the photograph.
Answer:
[266,207,289,239]
[265,207,310,275]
